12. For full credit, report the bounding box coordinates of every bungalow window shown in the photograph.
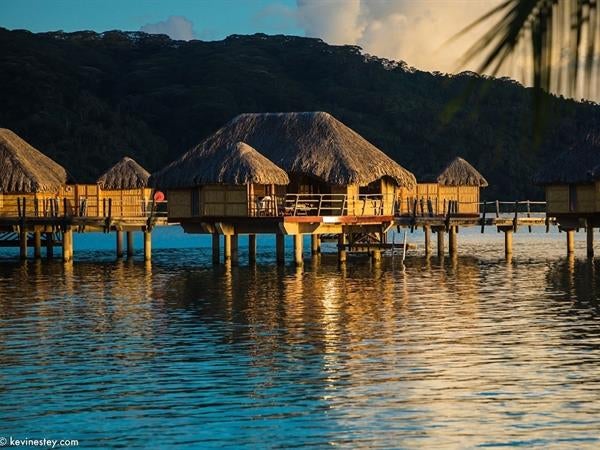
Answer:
[568,184,577,212]
[359,180,381,196]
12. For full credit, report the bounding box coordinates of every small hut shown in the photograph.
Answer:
[153,141,290,218]
[96,157,152,217]
[534,133,600,217]
[0,128,67,217]
[413,157,488,215]
[152,112,416,217]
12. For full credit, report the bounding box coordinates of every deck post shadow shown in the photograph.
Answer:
[435,226,445,257]
[34,230,42,259]
[19,228,27,260]
[424,225,431,256]
[276,234,285,265]
[212,234,220,264]
[449,226,458,256]
[248,234,257,263]
[587,221,594,258]
[45,232,54,259]
[116,230,124,258]
[126,231,134,257]
[338,233,347,263]
[311,234,321,254]
[231,234,239,265]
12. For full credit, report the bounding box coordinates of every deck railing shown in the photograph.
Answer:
[402,198,547,217]
[0,196,168,219]
[249,193,394,217]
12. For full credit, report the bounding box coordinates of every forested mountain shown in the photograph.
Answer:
[1,27,599,199]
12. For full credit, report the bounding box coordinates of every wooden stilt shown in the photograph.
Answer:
[248,234,257,263]
[587,223,594,258]
[224,235,232,262]
[567,229,575,255]
[276,234,285,265]
[143,231,151,261]
[294,234,303,266]
[231,234,239,265]
[46,232,54,259]
[504,229,513,257]
[126,231,134,257]
[338,233,347,263]
[437,228,445,257]
[116,230,124,258]
[212,233,220,265]
[311,234,321,254]
[19,229,27,259]
[62,228,73,262]
[424,225,431,256]
[34,230,42,259]
[449,226,458,256]
[371,248,382,262]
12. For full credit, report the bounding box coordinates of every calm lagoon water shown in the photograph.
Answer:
[1,227,600,448]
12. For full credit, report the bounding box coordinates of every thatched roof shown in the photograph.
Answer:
[97,156,150,189]
[152,141,289,187]
[151,112,416,188]
[437,157,488,187]
[0,128,67,193]
[534,133,600,185]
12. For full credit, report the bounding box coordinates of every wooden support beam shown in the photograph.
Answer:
[276,234,285,265]
[311,234,321,254]
[62,228,73,263]
[248,234,256,263]
[46,232,54,259]
[294,234,303,266]
[34,230,42,259]
[587,223,594,258]
[449,225,458,256]
[212,234,220,265]
[224,235,232,262]
[116,230,124,258]
[567,229,575,255]
[143,231,151,261]
[338,233,347,263]
[19,229,27,260]
[424,225,431,256]
[437,228,444,257]
[127,231,134,257]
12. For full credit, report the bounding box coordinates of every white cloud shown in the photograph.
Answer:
[294,0,502,75]
[140,16,196,41]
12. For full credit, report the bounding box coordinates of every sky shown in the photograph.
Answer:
[1,0,503,77]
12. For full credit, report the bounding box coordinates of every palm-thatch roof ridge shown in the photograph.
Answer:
[534,133,600,185]
[97,156,150,189]
[437,157,488,187]
[151,112,416,189]
[152,141,289,188]
[0,128,67,193]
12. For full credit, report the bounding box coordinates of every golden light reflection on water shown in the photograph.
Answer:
[1,237,600,447]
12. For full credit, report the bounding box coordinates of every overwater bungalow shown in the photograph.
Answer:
[152,112,416,220]
[535,133,600,255]
[151,111,416,264]
[0,128,68,217]
[158,141,290,218]
[535,133,600,224]
[410,157,488,216]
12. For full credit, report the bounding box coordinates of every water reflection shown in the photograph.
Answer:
[0,239,600,448]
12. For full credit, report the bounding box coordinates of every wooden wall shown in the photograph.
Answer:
[100,187,153,217]
[167,185,249,218]
[399,183,481,215]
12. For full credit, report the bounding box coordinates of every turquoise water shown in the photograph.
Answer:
[1,227,600,448]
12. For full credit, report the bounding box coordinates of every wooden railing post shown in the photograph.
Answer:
[513,200,519,232]
[481,200,487,233]
[527,200,532,233]
[495,200,500,218]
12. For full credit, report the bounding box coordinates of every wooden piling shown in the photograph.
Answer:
[212,233,220,264]
[587,223,594,258]
[338,233,347,263]
[504,229,513,257]
[231,234,239,265]
[449,225,458,256]
[34,230,42,259]
[126,231,134,257]
[371,248,382,262]
[224,235,232,262]
[62,228,73,262]
[437,228,444,257]
[276,234,285,265]
[567,229,575,255]
[294,234,303,266]
[248,234,257,263]
[46,232,54,259]
[19,229,27,259]
[311,234,321,254]
[116,230,124,258]
[424,225,431,256]
[143,231,151,261]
